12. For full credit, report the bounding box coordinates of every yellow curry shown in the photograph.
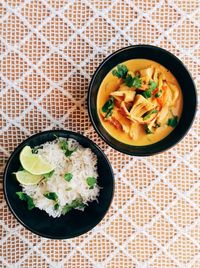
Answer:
[97,59,183,146]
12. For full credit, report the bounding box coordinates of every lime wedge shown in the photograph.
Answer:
[20,146,54,175]
[15,170,43,185]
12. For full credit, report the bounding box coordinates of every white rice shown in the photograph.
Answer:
[22,138,100,218]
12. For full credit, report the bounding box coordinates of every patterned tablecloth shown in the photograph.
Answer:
[0,0,200,267]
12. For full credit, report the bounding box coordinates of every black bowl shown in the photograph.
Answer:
[3,130,114,239]
[88,45,197,156]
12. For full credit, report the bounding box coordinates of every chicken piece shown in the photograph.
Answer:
[129,94,157,123]
[106,108,131,133]
[158,73,166,90]
[122,124,130,134]
[156,105,169,126]
[139,67,154,79]
[124,91,136,102]
[140,76,150,90]
[119,83,135,92]
[109,91,124,102]
[119,101,130,117]
[159,82,173,106]
[110,90,135,102]
[106,115,122,129]
[167,82,179,105]
[147,117,157,133]
[153,68,159,84]
[129,122,141,140]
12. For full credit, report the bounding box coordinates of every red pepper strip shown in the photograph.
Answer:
[153,88,158,95]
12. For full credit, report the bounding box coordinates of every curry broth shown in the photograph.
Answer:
[97,59,183,146]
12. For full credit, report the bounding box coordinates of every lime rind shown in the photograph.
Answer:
[19,146,54,175]
[15,170,43,185]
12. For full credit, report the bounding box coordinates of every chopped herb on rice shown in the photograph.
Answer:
[17,138,100,218]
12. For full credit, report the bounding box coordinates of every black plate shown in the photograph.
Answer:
[88,45,197,156]
[3,130,114,239]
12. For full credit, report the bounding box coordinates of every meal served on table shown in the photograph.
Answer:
[14,138,100,218]
[97,59,183,146]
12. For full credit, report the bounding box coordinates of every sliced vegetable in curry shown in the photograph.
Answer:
[97,59,183,146]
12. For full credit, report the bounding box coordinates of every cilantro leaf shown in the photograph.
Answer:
[124,74,134,87]
[44,192,58,201]
[143,110,158,121]
[54,203,59,210]
[26,195,35,210]
[125,74,142,88]
[155,90,162,98]
[65,148,76,157]
[102,97,114,113]
[144,125,153,134]
[16,191,27,201]
[59,139,77,157]
[64,173,73,182]
[105,109,113,118]
[112,64,128,79]
[62,204,72,214]
[143,81,158,99]
[149,81,157,91]
[102,97,114,118]
[167,116,178,128]
[86,177,96,189]
[16,192,35,210]
[132,74,142,88]
[62,199,85,215]
[59,140,68,151]
[143,90,152,99]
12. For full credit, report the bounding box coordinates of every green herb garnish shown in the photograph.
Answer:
[54,203,59,210]
[149,81,157,91]
[16,192,35,210]
[125,74,142,88]
[143,81,158,98]
[144,125,153,134]
[59,139,77,157]
[102,96,114,118]
[86,176,96,189]
[155,90,162,98]
[112,64,128,79]
[44,192,59,210]
[167,116,178,128]
[62,199,85,215]
[44,192,58,201]
[64,173,73,182]
[143,110,158,121]
[43,170,55,181]
[59,140,68,151]
[102,97,114,112]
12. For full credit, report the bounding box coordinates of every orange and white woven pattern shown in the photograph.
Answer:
[0,0,200,267]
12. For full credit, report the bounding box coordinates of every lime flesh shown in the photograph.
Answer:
[15,170,43,185]
[20,146,54,175]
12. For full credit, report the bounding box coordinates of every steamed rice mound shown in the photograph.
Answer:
[22,138,100,218]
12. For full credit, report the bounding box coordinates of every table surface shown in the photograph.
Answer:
[0,0,200,267]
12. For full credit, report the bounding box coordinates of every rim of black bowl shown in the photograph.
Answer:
[3,130,115,239]
[87,44,197,156]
